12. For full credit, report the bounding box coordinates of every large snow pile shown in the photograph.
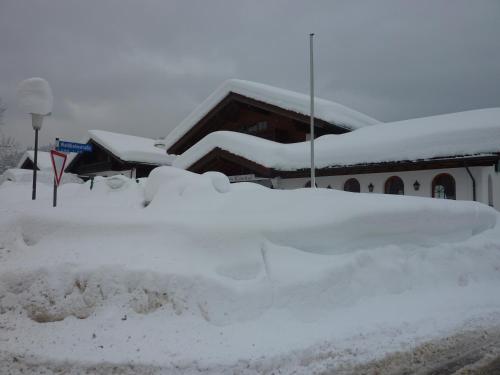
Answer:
[17,77,53,115]
[162,79,380,152]
[174,108,500,171]
[1,166,500,374]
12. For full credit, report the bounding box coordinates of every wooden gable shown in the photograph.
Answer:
[19,159,37,170]
[168,92,349,155]
[65,140,119,175]
[65,140,156,178]
[188,147,273,178]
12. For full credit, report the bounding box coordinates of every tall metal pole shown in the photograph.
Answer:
[32,128,38,200]
[309,33,316,188]
[53,138,59,207]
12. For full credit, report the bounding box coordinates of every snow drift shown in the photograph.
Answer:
[145,167,496,253]
[1,167,500,374]
[0,168,83,186]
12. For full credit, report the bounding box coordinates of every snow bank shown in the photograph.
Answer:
[69,175,145,208]
[0,168,82,185]
[1,168,500,373]
[144,166,230,204]
[17,78,53,115]
[173,108,500,171]
[145,168,496,254]
[162,79,380,152]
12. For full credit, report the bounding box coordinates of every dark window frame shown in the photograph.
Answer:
[385,176,405,195]
[344,178,361,193]
[432,173,456,200]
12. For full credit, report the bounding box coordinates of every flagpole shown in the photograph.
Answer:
[309,33,316,188]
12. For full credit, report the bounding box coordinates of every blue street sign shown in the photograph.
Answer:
[56,140,93,153]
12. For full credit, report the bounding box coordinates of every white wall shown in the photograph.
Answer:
[484,165,500,208]
[274,166,500,209]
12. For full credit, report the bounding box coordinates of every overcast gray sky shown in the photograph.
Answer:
[1,0,499,148]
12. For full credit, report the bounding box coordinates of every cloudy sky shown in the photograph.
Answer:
[1,0,499,148]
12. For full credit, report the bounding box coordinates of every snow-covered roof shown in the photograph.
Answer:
[86,130,176,165]
[17,151,53,171]
[173,108,500,171]
[162,79,380,152]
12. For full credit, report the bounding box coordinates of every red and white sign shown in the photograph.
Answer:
[50,149,67,186]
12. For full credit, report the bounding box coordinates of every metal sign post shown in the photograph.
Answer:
[53,138,59,207]
[53,174,57,207]
[50,148,68,208]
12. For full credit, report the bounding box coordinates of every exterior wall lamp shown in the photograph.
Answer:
[413,180,420,191]
[368,183,374,192]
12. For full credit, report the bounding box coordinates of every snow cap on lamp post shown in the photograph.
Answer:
[17,77,53,130]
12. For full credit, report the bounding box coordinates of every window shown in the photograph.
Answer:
[344,178,360,193]
[385,176,404,195]
[243,121,268,134]
[432,173,455,199]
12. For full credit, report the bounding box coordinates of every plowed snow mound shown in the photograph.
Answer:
[1,167,500,372]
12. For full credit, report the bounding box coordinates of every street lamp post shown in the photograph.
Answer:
[31,114,43,200]
[17,77,53,200]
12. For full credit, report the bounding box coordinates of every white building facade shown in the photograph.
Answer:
[275,165,499,208]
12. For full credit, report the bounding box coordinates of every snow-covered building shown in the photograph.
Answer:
[65,130,175,178]
[161,79,500,209]
[17,150,54,171]
[163,79,379,155]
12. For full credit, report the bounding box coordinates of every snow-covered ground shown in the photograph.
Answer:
[1,167,500,374]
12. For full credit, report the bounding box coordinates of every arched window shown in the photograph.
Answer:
[432,173,456,200]
[344,178,360,193]
[385,176,404,195]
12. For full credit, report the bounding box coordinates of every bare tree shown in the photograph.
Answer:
[0,98,5,126]
[0,98,23,173]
